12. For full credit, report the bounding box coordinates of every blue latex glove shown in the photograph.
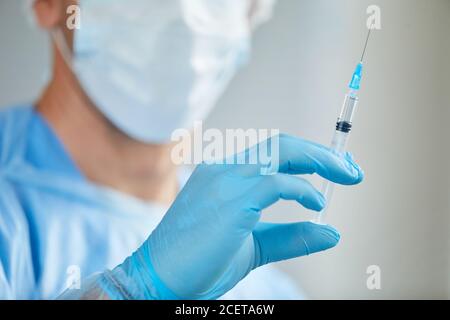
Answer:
[95,134,364,300]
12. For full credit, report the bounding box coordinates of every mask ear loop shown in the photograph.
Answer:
[50,28,75,70]
[26,0,74,69]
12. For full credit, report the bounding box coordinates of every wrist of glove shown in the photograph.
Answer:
[100,244,180,300]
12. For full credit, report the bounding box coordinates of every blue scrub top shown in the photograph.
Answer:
[0,106,302,299]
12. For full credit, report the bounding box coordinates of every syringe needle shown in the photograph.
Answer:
[360,24,373,62]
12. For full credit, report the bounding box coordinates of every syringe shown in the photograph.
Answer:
[314,27,372,224]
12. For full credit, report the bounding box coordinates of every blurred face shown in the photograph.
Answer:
[33,0,276,143]
[33,0,268,33]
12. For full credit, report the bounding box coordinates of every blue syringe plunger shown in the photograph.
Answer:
[349,62,363,90]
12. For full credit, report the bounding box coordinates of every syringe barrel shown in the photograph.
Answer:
[329,130,350,153]
[313,91,358,224]
[314,130,350,224]
[336,91,359,132]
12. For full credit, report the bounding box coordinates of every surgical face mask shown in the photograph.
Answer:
[52,0,275,143]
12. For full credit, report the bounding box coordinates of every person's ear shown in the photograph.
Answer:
[33,0,66,29]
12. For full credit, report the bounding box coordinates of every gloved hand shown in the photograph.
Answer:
[100,134,364,299]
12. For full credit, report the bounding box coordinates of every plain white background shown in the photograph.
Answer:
[1,0,449,298]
